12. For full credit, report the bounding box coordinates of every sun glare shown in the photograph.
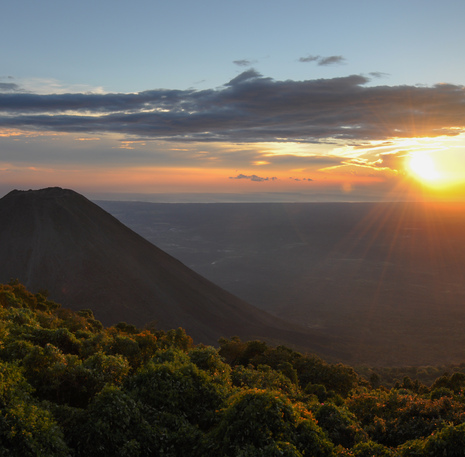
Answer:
[408,153,440,182]
[403,142,465,199]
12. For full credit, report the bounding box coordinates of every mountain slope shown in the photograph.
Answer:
[0,187,337,353]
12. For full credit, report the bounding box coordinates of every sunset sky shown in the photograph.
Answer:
[1,0,465,202]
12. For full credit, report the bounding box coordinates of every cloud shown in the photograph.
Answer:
[299,54,346,66]
[266,155,345,167]
[225,68,264,86]
[289,177,313,181]
[229,174,278,182]
[298,55,320,63]
[233,59,256,67]
[375,152,409,171]
[369,71,389,79]
[339,151,409,174]
[0,82,24,93]
[1,71,464,145]
[317,55,346,66]
[1,77,105,96]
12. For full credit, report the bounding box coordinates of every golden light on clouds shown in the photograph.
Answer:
[1,124,463,201]
[0,128,66,139]
[253,161,271,166]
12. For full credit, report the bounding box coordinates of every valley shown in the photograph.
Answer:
[98,200,465,366]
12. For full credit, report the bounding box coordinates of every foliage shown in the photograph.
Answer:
[313,403,367,448]
[4,282,465,455]
[347,389,465,447]
[212,389,334,457]
[231,364,299,396]
[220,338,359,397]
[0,360,69,456]
[65,386,154,457]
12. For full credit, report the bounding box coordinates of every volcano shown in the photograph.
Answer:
[0,187,335,353]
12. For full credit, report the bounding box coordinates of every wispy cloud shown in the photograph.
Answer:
[299,54,346,66]
[375,152,409,170]
[298,55,319,63]
[233,59,256,67]
[0,77,105,95]
[229,174,278,182]
[318,55,346,66]
[289,177,313,181]
[1,71,464,145]
[0,82,24,93]
[369,71,389,79]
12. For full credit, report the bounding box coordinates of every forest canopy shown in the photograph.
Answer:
[2,281,465,456]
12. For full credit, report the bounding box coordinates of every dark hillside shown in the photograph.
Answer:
[0,187,337,355]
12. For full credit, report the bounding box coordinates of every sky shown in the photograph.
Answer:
[1,0,465,202]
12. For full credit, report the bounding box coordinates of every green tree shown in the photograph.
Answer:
[212,389,333,457]
[0,361,69,456]
[350,440,393,456]
[231,364,299,396]
[66,386,152,457]
[125,358,226,429]
[188,345,231,383]
[313,403,366,448]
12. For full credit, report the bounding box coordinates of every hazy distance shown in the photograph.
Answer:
[98,200,465,367]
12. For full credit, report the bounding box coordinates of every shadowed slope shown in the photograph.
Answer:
[0,187,337,354]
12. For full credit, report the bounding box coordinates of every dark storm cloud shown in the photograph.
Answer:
[1,71,465,143]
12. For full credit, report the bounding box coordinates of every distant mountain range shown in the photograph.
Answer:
[0,187,340,357]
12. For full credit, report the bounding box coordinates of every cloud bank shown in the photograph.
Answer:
[1,71,464,144]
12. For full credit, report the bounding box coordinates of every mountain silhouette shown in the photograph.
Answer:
[0,187,338,354]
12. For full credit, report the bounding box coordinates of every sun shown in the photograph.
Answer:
[408,153,440,182]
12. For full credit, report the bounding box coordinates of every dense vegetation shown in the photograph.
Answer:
[2,282,465,456]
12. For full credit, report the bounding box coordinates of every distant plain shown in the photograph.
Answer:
[98,201,465,367]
